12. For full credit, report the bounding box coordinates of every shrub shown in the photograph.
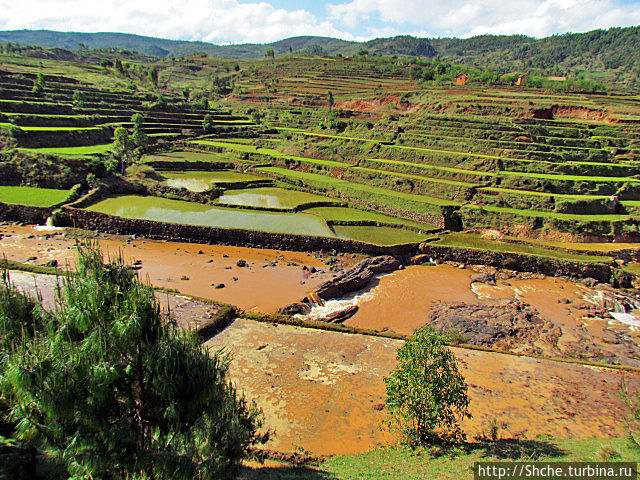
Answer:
[72,90,87,107]
[619,380,640,450]
[384,326,471,446]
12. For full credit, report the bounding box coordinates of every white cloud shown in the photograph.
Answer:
[1,0,640,44]
[327,0,640,38]
[0,0,359,44]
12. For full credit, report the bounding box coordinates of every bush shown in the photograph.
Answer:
[384,326,471,446]
[619,380,640,450]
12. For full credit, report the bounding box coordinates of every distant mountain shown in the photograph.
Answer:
[0,27,639,82]
[0,30,437,59]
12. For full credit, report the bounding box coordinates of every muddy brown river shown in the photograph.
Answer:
[2,223,640,455]
[0,225,357,312]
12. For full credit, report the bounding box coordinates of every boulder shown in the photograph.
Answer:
[469,272,496,285]
[318,305,359,323]
[278,302,310,315]
[315,255,400,300]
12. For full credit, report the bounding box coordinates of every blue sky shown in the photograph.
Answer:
[1,0,639,44]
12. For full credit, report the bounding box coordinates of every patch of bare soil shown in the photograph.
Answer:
[206,319,640,455]
[335,94,414,113]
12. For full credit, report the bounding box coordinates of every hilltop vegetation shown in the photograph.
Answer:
[1,26,639,87]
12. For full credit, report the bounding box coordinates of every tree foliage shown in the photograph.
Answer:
[385,326,471,446]
[0,243,268,479]
[113,126,134,174]
[31,73,45,96]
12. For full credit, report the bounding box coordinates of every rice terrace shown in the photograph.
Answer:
[1,16,640,480]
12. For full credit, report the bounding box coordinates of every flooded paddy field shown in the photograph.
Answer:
[217,186,334,209]
[81,194,432,245]
[84,194,335,237]
[162,170,265,192]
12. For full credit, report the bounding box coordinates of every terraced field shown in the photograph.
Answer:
[1,54,640,247]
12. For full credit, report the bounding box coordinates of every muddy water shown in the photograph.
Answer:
[85,195,334,237]
[0,225,351,312]
[342,265,478,334]
[342,264,634,336]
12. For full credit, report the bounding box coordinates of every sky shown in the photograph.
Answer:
[0,0,639,44]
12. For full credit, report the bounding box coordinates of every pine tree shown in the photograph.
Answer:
[2,243,268,479]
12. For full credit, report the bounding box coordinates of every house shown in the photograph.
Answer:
[454,74,467,86]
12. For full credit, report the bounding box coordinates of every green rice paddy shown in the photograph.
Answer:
[19,144,113,155]
[0,185,70,207]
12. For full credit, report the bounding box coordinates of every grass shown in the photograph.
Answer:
[240,437,639,479]
[142,150,238,163]
[0,185,70,207]
[511,237,640,253]
[19,144,114,155]
[367,158,497,179]
[333,225,428,245]
[191,140,352,168]
[353,166,477,187]
[305,206,436,230]
[467,204,631,222]
[433,232,613,263]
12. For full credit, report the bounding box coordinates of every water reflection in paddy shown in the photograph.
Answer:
[85,194,333,237]
[162,170,264,192]
[217,187,332,209]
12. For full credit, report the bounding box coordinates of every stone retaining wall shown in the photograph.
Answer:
[55,207,419,257]
[0,202,51,224]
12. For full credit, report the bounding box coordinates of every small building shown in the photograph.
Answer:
[454,74,468,86]
[515,75,525,86]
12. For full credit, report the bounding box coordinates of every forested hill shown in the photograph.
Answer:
[431,27,640,78]
[1,26,639,80]
[0,30,435,59]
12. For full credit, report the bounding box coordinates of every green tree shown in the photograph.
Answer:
[327,90,334,111]
[384,326,471,446]
[148,67,159,86]
[31,73,45,96]
[265,48,275,61]
[0,270,47,479]
[203,114,214,132]
[619,380,640,449]
[113,126,134,174]
[1,243,268,479]
[72,89,87,107]
[130,113,148,153]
